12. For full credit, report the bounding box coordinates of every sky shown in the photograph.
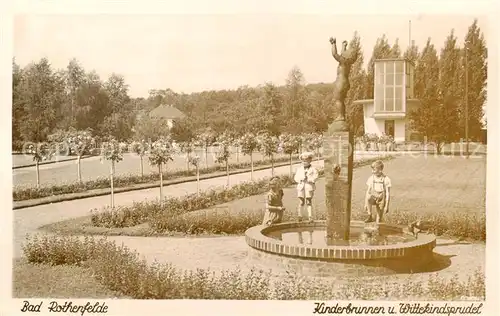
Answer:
[14,13,488,98]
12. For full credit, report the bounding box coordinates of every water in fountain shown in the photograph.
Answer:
[266,225,415,247]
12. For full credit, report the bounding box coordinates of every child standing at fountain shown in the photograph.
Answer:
[294,151,319,222]
[262,176,285,226]
[364,160,392,224]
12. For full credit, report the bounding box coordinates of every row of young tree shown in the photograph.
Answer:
[13,20,487,152]
[27,127,323,189]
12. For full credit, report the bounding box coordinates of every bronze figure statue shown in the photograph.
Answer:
[329,37,358,122]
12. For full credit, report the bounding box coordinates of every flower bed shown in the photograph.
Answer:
[21,234,485,300]
[13,156,296,201]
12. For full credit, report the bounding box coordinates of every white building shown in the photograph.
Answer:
[148,104,186,129]
[354,58,421,143]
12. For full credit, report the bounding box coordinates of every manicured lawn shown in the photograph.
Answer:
[12,259,126,298]
[41,155,486,238]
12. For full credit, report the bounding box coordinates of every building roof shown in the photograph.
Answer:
[374,58,416,66]
[149,104,186,120]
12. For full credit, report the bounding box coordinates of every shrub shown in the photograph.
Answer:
[164,208,265,235]
[382,210,486,241]
[22,235,114,265]
[22,234,485,300]
[91,174,299,229]
[13,155,299,201]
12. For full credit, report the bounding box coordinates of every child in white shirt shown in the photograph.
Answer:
[294,151,319,222]
[364,160,392,224]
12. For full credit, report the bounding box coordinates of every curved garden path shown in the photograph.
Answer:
[13,153,486,286]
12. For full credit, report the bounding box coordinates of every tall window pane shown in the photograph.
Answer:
[386,61,395,74]
[386,73,394,85]
[376,84,384,100]
[395,98,403,111]
[395,86,403,99]
[376,99,384,112]
[376,73,384,85]
[375,62,384,75]
[385,99,395,111]
[395,73,403,85]
[385,86,394,98]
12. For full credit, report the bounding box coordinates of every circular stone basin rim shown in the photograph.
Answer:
[245,220,436,261]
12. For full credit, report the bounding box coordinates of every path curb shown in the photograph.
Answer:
[12,155,95,170]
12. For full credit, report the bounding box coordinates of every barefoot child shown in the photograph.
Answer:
[262,176,285,226]
[364,160,392,224]
[294,151,319,222]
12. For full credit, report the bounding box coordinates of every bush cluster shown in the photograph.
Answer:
[22,234,485,300]
[90,174,300,229]
[13,156,297,201]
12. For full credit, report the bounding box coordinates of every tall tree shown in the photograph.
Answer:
[389,38,402,58]
[12,58,24,148]
[461,19,487,140]
[365,35,393,98]
[344,31,367,136]
[75,71,111,132]
[284,66,307,119]
[101,73,134,139]
[258,82,284,136]
[16,58,65,142]
[403,41,419,65]
[414,38,440,100]
[437,29,462,141]
[409,38,456,153]
[63,58,86,128]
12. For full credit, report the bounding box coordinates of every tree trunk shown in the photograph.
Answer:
[250,152,254,181]
[289,153,293,177]
[110,160,115,208]
[159,163,163,206]
[226,160,229,187]
[271,154,275,176]
[140,155,144,178]
[236,147,239,163]
[187,151,191,173]
[77,155,82,183]
[36,161,40,188]
[205,146,209,169]
[436,141,443,155]
[196,165,200,196]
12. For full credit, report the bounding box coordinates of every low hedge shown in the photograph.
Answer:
[13,155,295,201]
[90,156,392,229]
[90,174,300,229]
[22,234,485,300]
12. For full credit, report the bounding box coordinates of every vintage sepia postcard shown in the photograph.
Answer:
[1,0,498,315]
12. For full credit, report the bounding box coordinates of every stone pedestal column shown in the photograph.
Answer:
[323,121,354,244]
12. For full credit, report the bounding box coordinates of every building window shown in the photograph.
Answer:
[374,60,406,113]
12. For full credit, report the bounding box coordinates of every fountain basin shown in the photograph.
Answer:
[245,221,437,277]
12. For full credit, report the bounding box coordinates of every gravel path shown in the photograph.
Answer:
[103,235,484,284]
[13,160,324,258]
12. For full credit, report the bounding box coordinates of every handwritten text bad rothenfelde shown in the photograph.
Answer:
[21,300,108,315]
